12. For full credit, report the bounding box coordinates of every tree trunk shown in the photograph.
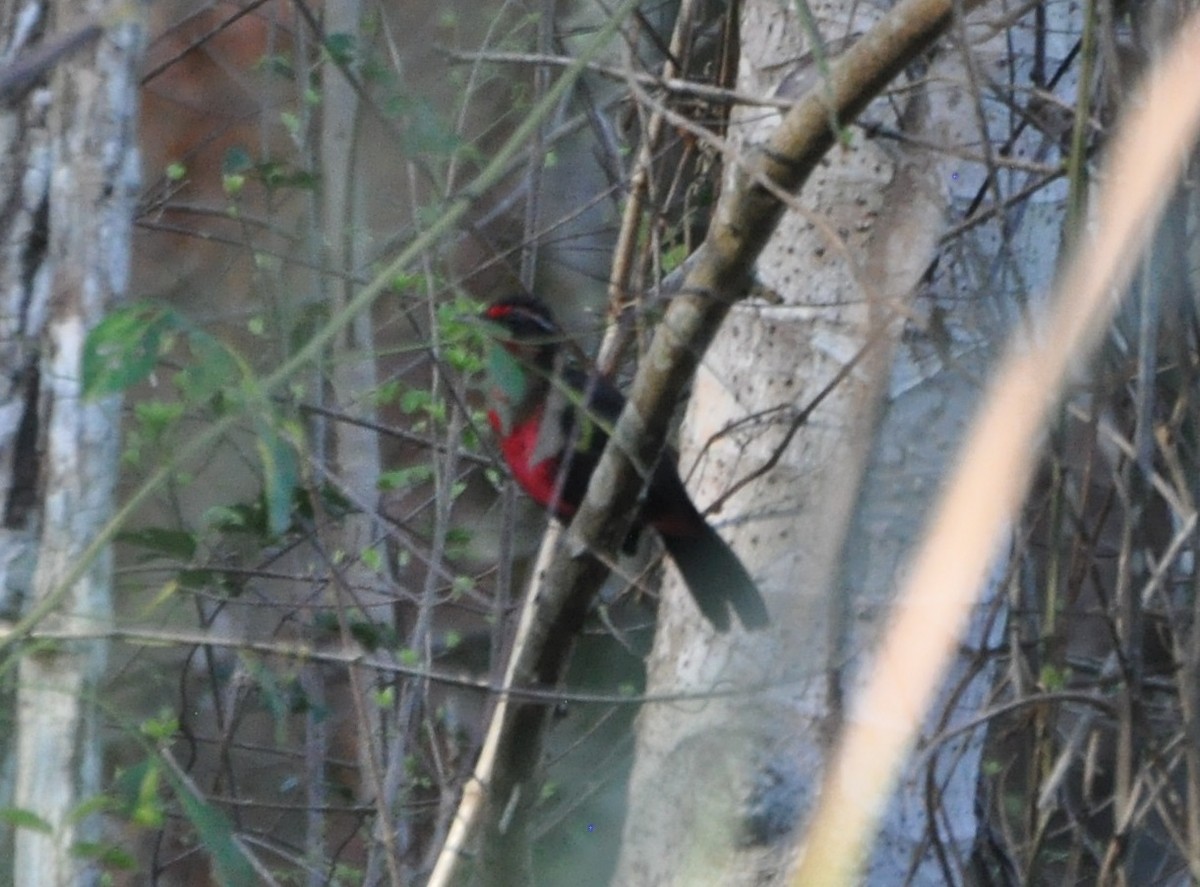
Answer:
[0,4,144,884]
[614,0,1072,881]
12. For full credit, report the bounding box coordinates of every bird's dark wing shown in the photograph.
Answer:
[551,367,623,510]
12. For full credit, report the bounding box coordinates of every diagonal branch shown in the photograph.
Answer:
[433,0,984,878]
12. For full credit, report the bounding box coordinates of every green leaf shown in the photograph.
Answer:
[83,304,173,398]
[254,418,300,537]
[67,794,116,825]
[257,53,294,79]
[399,388,434,415]
[140,711,180,741]
[133,400,185,439]
[661,242,688,273]
[176,331,237,403]
[485,341,527,404]
[378,464,434,491]
[391,272,422,293]
[361,546,383,573]
[71,841,137,869]
[131,763,164,828]
[177,569,215,590]
[242,657,291,733]
[350,619,390,652]
[168,773,257,886]
[202,504,248,531]
[324,33,356,65]
[289,302,330,353]
[0,807,53,834]
[280,110,301,139]
[397,97,464,158]
[117,527,197,561]
[256,161,318,192]
[222,146,253,176]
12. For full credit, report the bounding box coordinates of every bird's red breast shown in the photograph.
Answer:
[489,405,574,518]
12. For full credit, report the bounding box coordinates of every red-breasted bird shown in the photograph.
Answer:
[480,295,769,632]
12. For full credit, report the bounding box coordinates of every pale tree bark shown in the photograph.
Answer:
[0,3,143,885]
[311,2,400,883]
[616,0,1072,882]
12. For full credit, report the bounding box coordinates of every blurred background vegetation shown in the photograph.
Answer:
[2,0,1200,884]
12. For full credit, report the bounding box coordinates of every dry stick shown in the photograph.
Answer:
[598,0,698,372]
[792,13,1200,885]
[427,0,979,881]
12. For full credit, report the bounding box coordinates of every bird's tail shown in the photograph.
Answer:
[660,521,770,632]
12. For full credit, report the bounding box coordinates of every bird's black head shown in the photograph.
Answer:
[480,295,563,369]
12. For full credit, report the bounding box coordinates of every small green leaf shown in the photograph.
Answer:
[139,578,181,617]
[133,400,185,439]
[83,304,174,398]
[485,341,527,405]
[140,711,180,741]
[371,379,403,406]
[222,146,253,176]
[165,161,187,181]
[258,53,294,79]
[280,111,301,138]
[68,794,116,825]
[0,807,54,834]
[131,763,163,828]
[361,546,382,573]
[254,418,300,537]
[1039,664,1070,691]
[175,331,237,403]
[324,33,356,65]
[661,242,688,273]
[350,620,383,652]
[378,465,434,491]
[168,774,257,886]
[399,388,433,415]
[71,841,136,869]
[391,272,422,293]
[398,647,419,666]
[177,569,215,590]
[117,527,197,561]
[256,161,318,191]
[202,504,247,530]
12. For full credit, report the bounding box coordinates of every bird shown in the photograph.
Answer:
[479,294,769,632]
